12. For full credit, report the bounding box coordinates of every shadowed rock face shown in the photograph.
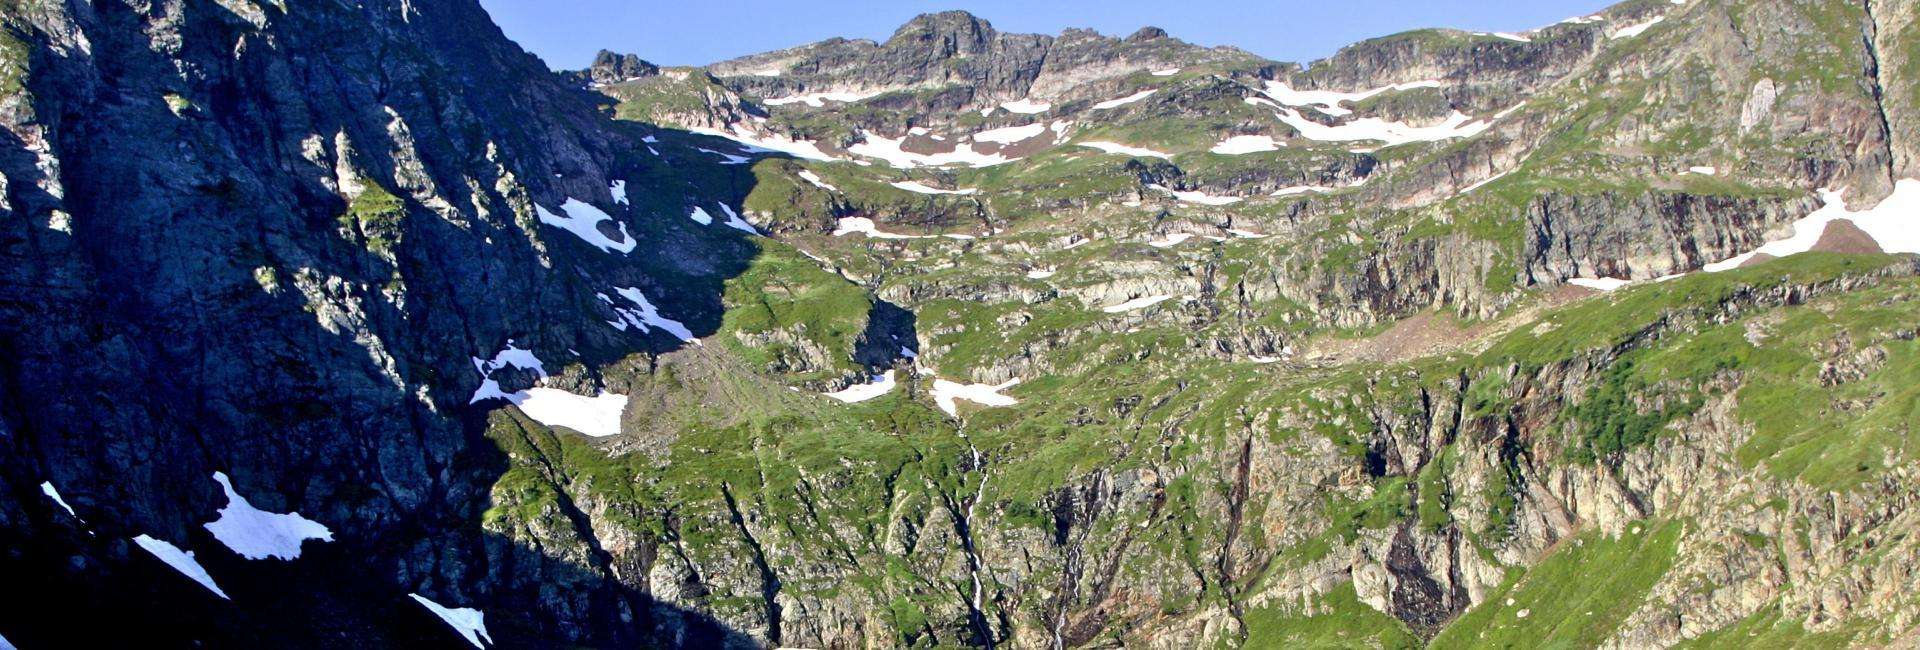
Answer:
[0,0,761,646]
[5,0,1920,648]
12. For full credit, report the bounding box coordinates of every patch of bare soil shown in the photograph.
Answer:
[1303,284,1597,364]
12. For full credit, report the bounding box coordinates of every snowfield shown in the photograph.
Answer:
[1707,181,1920,271]
[823,370,898,403]
[410,594,494,649]
[1210,135,1282,155]
[1259,80,1443,117]
[972,123,1048,144]
[891,180,979,195]
[1149,184,1243,206]
[797,170,839,191]
[1092,89,1157,110]
[999,98,1051,114]
[536,199,635,254]
[1274,108,1494,147]
[688,126,839,162]
[764,89,885,107]
[931,378,1021,416]
[516,388,629,437]
[1078,141,1173,159]
[1610,16,1665,39]
[605,287,698,343]
[1102,295,1173,313]
[1570,277,1633,291]
[849,132,1013,168]
[134,535,229,599]
[833,216,929,240]
[40,481,78,520]
[203,472,334,560]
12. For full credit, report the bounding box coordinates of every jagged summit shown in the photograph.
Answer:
[587,49,658,85]
[884,10,999,51]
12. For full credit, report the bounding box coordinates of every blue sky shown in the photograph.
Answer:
[480,0,1617,70]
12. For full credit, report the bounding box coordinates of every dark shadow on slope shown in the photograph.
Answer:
[0,1,789,647]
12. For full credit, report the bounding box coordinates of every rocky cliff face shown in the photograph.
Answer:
[3,0,1919,648]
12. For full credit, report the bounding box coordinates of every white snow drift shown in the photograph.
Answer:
[1092,89,1158,110]
[1210,135,1282,155]
[832,217,928,240]
[999,98,1052,114]
[763,89,885,107]
[1148,184,1243,206]
[410,593,494,649]
[1275,108,1494,147]
[797,170,839,191]
[1706,181,1920,271]
[134,535,229,599]
[603,287,698,343]
[536,199,635,254]
[515,389,629,437]
[891,180,979,195]
[203,472,333,561]
[930,378,1021,416]
[823,370,898,403]
[1078,141,1173,159]
[1102,295,1173,313]
[1259,80,1443,117]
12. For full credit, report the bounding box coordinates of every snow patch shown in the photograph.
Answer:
[1272,185,1337,197]
[1148,184,1242,206]
[823,370,897,403]
[1102,295,1173,313]
[1688,166,1718,176]
[410,594,493,649]
[688,126,838,162]
[1151,68,1181,76]
[603,288,699,343]
[1610,16,1665,40]
[973,123,1048,144]
[1148,233,1195,248]
[797,170,839,191]
[1026,269,1057,279]
[609,180,628,205]
[516,388,628,437]
[41,481,79,520]
[999,98,1051,114]
[930,378,1021,416]
[203,472,333,560]
[1275,108,1493,147]
[1570,277,1632,291]
[763,89,885,107]
[1706,181,1920,271]
[849,132,1013,169]
[688,206,714,225]
[1259,80,1443,117]
[1078,141,1173,160]
[833,217,928,240]
[536,199,636,254]
[1092,89,1158,110]
[1461,169,1512,194]
[1210,135,1282,155]
[716,203,759,234]
[133,535,229,599]
[891,180,979,195]
[469,343,546,404]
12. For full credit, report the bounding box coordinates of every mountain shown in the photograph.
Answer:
[2,0,1918,648]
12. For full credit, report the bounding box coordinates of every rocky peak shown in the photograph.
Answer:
[588,49,658,85]
[883,10,999,56]
[1126,26,1170,42]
